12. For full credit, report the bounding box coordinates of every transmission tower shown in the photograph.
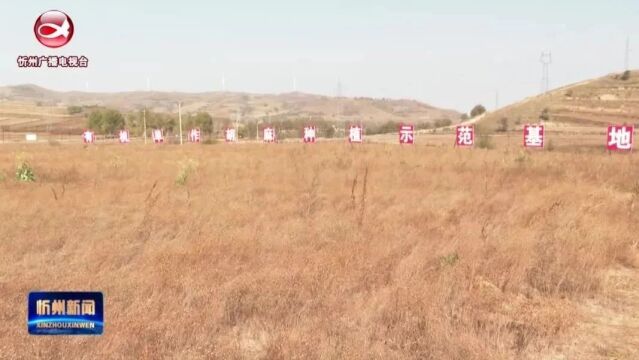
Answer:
[540,52,552,94]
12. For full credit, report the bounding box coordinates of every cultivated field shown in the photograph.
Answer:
[0,141,638,359]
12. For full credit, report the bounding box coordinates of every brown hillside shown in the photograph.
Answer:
[0,85,460,130]
[478,70,639,133]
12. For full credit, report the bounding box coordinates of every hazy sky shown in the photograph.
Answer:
[2,0,638,112]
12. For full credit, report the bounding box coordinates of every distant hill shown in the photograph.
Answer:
[477,70,639,132]
[0,85,460,132]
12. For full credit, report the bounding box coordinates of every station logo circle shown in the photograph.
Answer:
[34,10,74,48]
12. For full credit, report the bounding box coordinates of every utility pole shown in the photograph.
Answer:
[540,51,552,94]
[495,90,499,110]
[235,109,240,142]
[256,120,260,141]
[178,102,183,145]
[336,79,344,137]
[143,108,147,144]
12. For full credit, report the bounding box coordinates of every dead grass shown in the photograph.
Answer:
[0,141,638,359]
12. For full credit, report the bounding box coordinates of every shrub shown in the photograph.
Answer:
[88,109,125,134]
[621,70,631,81]
[477,136,494,149]
[546,139,555,151]
[515,151,530,164]
[470,104,486,118]
[67,106,83,115]
[434,118,452,128]
[175,159,198,186]
[322,125,336,138]
[371,121,398,135]
[416,122,432,130]
[238,124,252,139]
[540,108,550,121]
[127,110,177,136]
[497,117,509,132]
[185,112,214,135]
[16,162,35,182]
[439,252,459,267]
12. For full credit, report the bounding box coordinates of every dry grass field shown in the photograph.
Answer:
[1,140,638,359]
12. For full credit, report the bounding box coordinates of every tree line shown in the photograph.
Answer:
[86,109,219,137]
[81,107,463,138]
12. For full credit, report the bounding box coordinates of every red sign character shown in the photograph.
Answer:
[152,129,164,144]
[119,130,130,144]
[225,128,236,142]
[607,125,634,151]
[456,125,474,147]
[303,126,316,143]
[399,124,414,144]
[263,127,276,143]
[189,128,201,143]
[523,124,545,148]
[349,125,363,143]
[82,130,95,144]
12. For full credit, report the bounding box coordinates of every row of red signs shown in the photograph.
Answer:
[81,124,636,151]
[83,129,202,144]
[246,125,408,144]
[454,124,634,151]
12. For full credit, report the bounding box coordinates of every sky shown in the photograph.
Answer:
[1,0,638,112]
